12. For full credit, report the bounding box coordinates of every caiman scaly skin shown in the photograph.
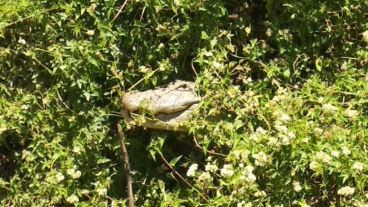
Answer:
[121,80,200,131]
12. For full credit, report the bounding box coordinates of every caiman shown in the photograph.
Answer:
[121,80,200,131]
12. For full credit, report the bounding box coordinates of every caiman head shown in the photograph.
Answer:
[121,80,200,131]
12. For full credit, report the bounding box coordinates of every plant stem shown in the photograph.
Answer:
[116,122,134,207]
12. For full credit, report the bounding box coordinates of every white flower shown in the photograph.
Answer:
[245,77,253,84]
[293,181,302,192]
[266,28,272,37]
[81,189,90,195]
[22,150,31,159]
[198,172,212,184]
[239,165,256,183]
[220,164,234,177]
[275,124,288,134]
[345,109,359,118]
[331,150,340,158]
[253,152,269,166]
[213,62,222,69]
[205,163,218,173]
[173,0,180,6]
[245,172,256,183]
[245,26,251,35]
[73,146,81,154]
[322,103,338,113]
[315,151,332,164]
[55,172,65,183]
[314,127,323,135]
[87,3,97,14]
[249,133,260,142]
[280,131,296,145]
[67,167,82,179]
[186,164,198,177]
[254,190,266,197]
[237,201,252,207]
[256,127,267,135]
[237,201,246,207]
[245,165,254,172]
[236,201,252,207]
[267,136,278,146]
[86,30,95,36]
[309,161,321,171]
[204,51,213,57]
[250,127,267,142]
[337,186,355,196]
[354,202,368,207]
[138,65,150,73]
[352,162,364,171]
[363,30,368,43]
[18,37,26,45]
[66,194,79,203]
[279,113,291,122]
[97,188,107,196]
[279,134,290,145]
[287,131,296,139]
[240,165,256,182]
[342,146,351,155]
[158,43,165,49]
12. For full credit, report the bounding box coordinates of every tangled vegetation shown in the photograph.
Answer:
[0,0,368,206]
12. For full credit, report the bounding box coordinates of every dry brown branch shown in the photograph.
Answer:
[191,58,198,77]
[112,0,129,22]
[116,122,134,207]
[193,136,226,157]
[158,153,208,201]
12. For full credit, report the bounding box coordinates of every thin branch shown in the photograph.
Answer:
[127,68,160,91]
[256,113,271,131]
[116,123,134,207]
[292,55,302,72]
[2,8,58,29]
[0,184,12,192]
[139,6,146,21]
[112,0,129,22]
[193,136,226,157]
[158,153,208,201]
[191,58,198,77]
[32,57,52,72]
[56,89,73,111]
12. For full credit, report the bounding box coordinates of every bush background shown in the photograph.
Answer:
[0,0,368,206]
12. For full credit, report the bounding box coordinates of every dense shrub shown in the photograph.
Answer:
[0,0,367,206]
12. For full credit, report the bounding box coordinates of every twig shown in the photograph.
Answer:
[191,58,198,77]
[158,153,208,201]
[32,57,52,72]
[257,113,271,131]
[127,67,160,91]
[139,6,146,21]
[193,136,226,157]
[56,89,72,111]
[2,8,58,29]
[292,55,302,72]
[116,123,134,207]
[112,0,129,22]
[0,184,12,192]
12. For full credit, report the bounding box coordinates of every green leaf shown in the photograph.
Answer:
[169,155,183,167]
[315,58,322,71]
[283,69,291,78]
[83,92,90,101]
[201,31,209,40]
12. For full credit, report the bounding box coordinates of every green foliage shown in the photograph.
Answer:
[0,0,368,206]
